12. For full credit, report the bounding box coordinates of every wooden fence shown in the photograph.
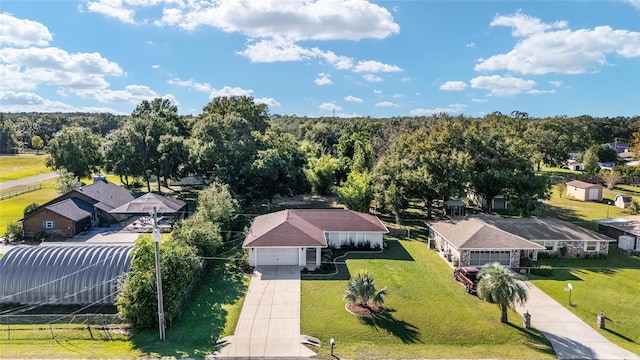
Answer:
[0,184,42,200]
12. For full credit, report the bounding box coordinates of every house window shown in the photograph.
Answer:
[535,240,556,251]
[585,241,597,251]
[43,221,55,229]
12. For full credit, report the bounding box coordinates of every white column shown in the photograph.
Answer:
[315,247,321,270]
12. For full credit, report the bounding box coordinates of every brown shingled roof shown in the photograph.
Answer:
[243,209,388,248]
[566,180,602,189]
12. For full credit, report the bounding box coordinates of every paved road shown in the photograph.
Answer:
[0,172,58,190]
[212,266,316,358]
[516,282,639,360]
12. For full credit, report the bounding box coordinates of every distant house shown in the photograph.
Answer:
[243,209,388,270]
[567,159,583,171]
[566,180,603,202]
[614,194,633,209]
[427,215,613,267]
[618,150,636,162]
[603,142,629,153]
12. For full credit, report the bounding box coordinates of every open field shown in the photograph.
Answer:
[533,246,640,355]
[0,155,49,183]
[0,179,59,232]
[301,237,555,359]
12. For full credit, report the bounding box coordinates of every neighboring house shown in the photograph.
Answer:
[614,194,633,209]
[443,197,466,216]
[243,209,388,270]
[467,192,508,211]
[618,150,636,162]
[567,159,584,171]
[427,215,613,267]
[603,142,629,153]
[22,198,95,238]
[597,162,615,171]
[566,180,603,202]
[597,216,640,252]
[22,179,185,239]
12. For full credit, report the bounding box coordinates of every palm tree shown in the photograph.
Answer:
[344,270,387,309]
[477,262,528,323]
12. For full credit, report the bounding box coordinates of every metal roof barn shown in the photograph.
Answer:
[0,245,133,305]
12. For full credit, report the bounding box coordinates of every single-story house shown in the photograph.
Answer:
[22,178,185,239]
[603,142,629,153]
[614,194,633,209]
[109,192,187,220]
[566,180,603,202]
[427,215,614,267]
[567,159,583,171]
[242,209,388,270]
[618,151,636,162]
[596,216,640,252]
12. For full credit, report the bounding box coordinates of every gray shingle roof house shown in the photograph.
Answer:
[243,209,388,270]
[427,215,613,267]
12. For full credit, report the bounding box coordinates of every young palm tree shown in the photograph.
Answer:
[344,270,387,309]
[477,262,528,323]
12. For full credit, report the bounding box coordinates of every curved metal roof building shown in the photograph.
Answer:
[0,245,133,305]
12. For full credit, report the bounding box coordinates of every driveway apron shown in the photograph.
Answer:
[214,265,316,358]
[516,282,639,360]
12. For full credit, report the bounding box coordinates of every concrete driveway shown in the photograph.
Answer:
[213,265,316,358]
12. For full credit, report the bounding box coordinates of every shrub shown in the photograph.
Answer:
[559,245,568,258]
[532,265,553,277]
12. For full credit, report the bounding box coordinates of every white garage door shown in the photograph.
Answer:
[257,248,299,266]
[588,188,599,200]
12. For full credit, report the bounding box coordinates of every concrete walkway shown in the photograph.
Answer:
[213,266,316,358]
[516,282,639,360]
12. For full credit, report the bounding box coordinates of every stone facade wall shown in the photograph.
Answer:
[510,250,521,267]
[546,240,609,257]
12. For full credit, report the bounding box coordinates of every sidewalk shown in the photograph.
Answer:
[516,283,639,360]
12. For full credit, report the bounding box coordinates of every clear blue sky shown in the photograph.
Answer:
[1,0,639,118]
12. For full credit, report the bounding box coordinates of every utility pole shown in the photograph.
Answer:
[152,207,166,340]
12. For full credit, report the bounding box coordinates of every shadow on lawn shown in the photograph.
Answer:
[359,308,422,344]
[505,322,556,356]
[346,240,414,261]
[604,327,637,344]
[129,261,247,358]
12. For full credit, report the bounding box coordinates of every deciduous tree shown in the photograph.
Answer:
[46,126,103,179]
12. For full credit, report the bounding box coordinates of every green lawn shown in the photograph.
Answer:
[0,155,50,183]
[530,267,640,355]
[301,238,555,359]
[0,179,59,233]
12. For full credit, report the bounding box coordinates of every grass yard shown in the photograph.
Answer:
[0,259,249,358]
[531,246,640,355]
[0,155,50,183]
[301,238,555,359]
[0,179,59,233]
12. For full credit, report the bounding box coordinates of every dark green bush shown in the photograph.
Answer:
[531,265,553,277]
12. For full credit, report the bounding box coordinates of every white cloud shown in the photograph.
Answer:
[345,95,363,103]
[470,75,537,96]
[83,0,136,24]
[471,98,488,103]
[152,64,160,69]
[400,77,413,83]
[392,93,403,98]
[315,73,333,86]
[155,0,399,41]
[410,103,467,116]
[549,80,563,87]
[375,101,398,107]
[363,74,383,82]
[168,77,212,92]
[353,60,402,73]
[0,90,121,113]
[320,50,354,70]
[476,13,640,75]
[0,47,123,90]
[466,42,476,48]
[319,102,342,112]
[440,81,468,91]
[528,89,556,94]
[623,0,640,9]
[0,13,53,47]
[373,89,382,94]
[209,86,254,98]
[255,97,280,107]
[72,84,161,103]
[238,38,314,63]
